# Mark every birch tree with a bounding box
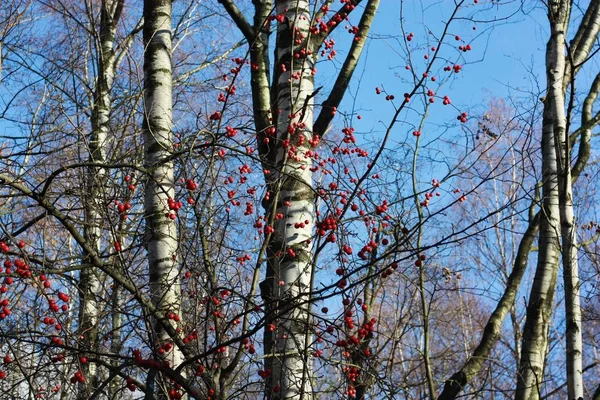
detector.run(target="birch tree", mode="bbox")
[267,2,318,397]
[218,0,382,397]
[515,4,571,398]
[78,1,126,397]
[517,1,600,399]
[2,1,600,399]
[143,0,186,394]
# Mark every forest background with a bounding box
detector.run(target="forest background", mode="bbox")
[0,1,599,399]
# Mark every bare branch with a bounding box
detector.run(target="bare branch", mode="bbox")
[310,0,363,50]
[113,17,144,71]
[174,39,245,84]
[438,212,540,400]
[569,0,600,68]
[313,0,380,137]
[218,0,255,40]
[572,71,600,179]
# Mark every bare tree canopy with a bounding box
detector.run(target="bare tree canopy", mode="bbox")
[0,1,599,399]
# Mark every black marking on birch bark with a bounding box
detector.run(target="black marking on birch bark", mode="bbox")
[275,21,293,66]
[148,261,175,281]
[280,175,313,200]
[149,67,172,76]
[146,142,170,156]
[146,226,175,239]
[267,238,286,252]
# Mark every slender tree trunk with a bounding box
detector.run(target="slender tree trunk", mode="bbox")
[244,2,277,396]
[108,283,124,399]
[143,0,184,395]
[78,1,122,397]
[561,8,600,396]
[516,3,569,399]
[221,0,379,398]
[267,1,316,398]
[559,160,583,400]
[558,41,584,400]
[438,213,539,400]
[440,1,600,396]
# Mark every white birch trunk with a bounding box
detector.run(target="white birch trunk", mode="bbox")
[559,164,583,400]
[559,3,600,398]
[516,2,568,398]
[559,22,584,400]
[270,1,315,398]
[108,284,124,399]
[79,1,121,396]
[143,0,184,389]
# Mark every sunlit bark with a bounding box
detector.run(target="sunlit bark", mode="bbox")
[143,0,185,395]
[78,1,123,397]
[267,2,316,398]
[516,2,569,399]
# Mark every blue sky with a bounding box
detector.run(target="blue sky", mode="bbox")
[334,1,548,131]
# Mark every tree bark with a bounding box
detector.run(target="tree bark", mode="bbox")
[220,1,378,398]
[559,4,600,399]
[516,2,569,399]
[438,213,540,400]
[78,1,123,397]
[559,161,583,400]
[143,0,184,395]
[558,57,584,399]
[267,1,316,398]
